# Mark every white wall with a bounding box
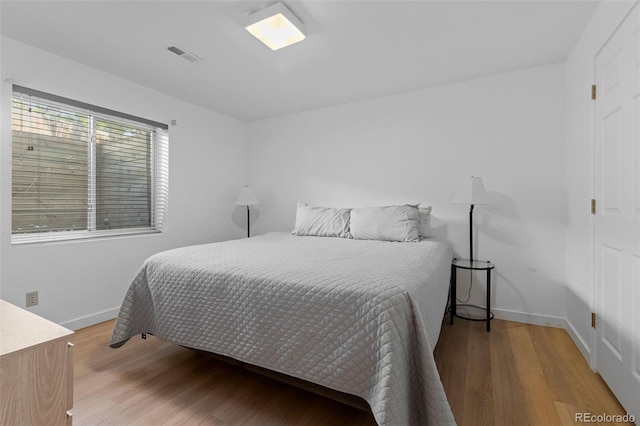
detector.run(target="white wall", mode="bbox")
[564,1,636,361]
[3,8,625,338]
[0,37,248,329]
[247,64,569,323]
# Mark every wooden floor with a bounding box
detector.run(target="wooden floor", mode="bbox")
[434,319,632,426]
[72,318,632,425]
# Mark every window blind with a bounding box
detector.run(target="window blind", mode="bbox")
[11,86,169,243]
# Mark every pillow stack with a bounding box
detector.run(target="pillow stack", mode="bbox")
[292,202,432,242]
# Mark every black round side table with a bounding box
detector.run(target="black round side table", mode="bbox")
[450,258,495,331]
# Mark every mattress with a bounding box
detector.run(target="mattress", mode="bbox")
[110,232,455,425]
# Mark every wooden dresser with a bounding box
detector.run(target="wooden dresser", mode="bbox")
[0,299,74,426]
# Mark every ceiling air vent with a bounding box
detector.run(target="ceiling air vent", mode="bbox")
[167,45,202,63]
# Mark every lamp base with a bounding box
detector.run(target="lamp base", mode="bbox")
[246,205,251,238]
[469,204,475,262]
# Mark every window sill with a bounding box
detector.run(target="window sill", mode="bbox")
[11,228,164,246]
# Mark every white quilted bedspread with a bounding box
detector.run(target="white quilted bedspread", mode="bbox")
[110,233,455,426]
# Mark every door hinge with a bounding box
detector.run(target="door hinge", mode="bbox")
[592,312,597,328]
[591,84,597,100]
[591,199,596,215]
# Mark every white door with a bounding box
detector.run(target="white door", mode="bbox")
[594,2,640,419]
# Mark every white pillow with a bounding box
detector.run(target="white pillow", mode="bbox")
[292,202,350,238]
[349,204,420,242]
[418,206,432,238]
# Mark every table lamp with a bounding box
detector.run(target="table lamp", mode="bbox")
[452,176,490,261]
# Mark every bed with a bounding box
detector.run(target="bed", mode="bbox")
[109,231,455,425]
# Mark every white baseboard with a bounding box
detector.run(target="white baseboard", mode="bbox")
[492,307,591,364]
[61,307,119,331]
[563,318,592,364]
[492,307,566,328]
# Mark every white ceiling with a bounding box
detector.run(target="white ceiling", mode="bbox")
[1,0,598,122]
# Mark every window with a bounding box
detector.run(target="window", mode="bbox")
[11,86,169,244]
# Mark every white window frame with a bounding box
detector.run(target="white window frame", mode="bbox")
[11,85,169,245]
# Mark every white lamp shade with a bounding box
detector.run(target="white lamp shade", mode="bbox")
[236,186,260,206]
[452,176,490,205]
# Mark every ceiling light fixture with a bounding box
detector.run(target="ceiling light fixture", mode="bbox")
[245,2,306,51]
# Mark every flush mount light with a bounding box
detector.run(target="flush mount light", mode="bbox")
[245,2,306,51]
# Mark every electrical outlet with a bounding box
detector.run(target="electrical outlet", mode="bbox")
[26,291,38,307]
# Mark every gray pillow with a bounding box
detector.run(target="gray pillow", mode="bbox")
[350,204,420,242]
[292,202,350,238]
